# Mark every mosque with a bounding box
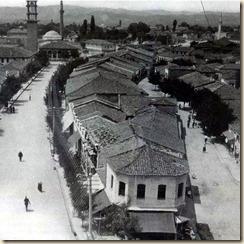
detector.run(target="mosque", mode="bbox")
[0,0,79,62]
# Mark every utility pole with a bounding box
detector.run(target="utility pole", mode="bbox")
[85,149,93,238]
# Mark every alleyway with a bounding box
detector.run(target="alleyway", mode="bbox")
[0,63,76,240]
[178,108,240,240]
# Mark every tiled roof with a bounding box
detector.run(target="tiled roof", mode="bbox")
[219,63,240,70]
[0,46,34,58]
[120,95,150,116]
[40,41,78,50]
[130,106,185,154]
[7,28,27,35]
[78,115,121,147]
[196,64,219,73]
[125,51,153,64]
[66,69,145,100]
[98,62,134,78]
[127,46,155,58]
[214,84,240,101]
[102,142,188,176]
[110,56,145,69]
[74,100,126,123]
[197,81,224,92]
[179,71,213,88]
[93,189,111,214]
[85,39,115,46]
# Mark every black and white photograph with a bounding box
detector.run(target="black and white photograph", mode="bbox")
[0,0,240,240]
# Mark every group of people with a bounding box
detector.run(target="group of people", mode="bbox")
[18,151,44,212]
[8,105,15,113]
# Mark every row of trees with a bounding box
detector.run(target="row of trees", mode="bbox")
[148,77,235,136]
[0,51,49,104]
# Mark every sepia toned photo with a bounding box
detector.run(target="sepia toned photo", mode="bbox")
[0,0,240,240]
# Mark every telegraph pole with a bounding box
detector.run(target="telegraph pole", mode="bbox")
[85,149,93,238]
[88,162,92,237]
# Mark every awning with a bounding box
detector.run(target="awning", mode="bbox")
[222,130,235,141]
[62,109,74,132]
[175,215,190,224]
[68,131,80,145]
[130,212,176,234]
[93,190,111,214]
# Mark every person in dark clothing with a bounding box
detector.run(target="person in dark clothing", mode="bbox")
[203,145,206,152]
[12,106,15,113]
[18,151,23,162]
[24,196,30,211]
[187,120,190,128]
[38,182,43,192]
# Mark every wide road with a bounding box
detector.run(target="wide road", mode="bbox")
[179,107,240,240]
[0,63,75,240]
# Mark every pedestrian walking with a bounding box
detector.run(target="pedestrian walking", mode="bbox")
[203,145,206,152]
[192,121,195,128]
[12,106,15,113]
[29,94,31,101]
[18,151,23,162]
[204,135,208,144]
[38,182,43,192]
[24,196,31,212]
[187,120,190,128]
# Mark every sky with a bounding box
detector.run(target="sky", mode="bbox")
[0,0,240,12]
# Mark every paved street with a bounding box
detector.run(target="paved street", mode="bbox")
[178,108,240,240]
[0,63,75,240]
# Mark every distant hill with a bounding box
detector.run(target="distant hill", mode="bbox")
[0,5,240,27]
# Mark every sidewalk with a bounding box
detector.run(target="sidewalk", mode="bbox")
[0,67,44,113]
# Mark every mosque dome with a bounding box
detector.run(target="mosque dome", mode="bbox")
[42,30,62,41]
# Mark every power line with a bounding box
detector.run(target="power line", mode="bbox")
[200,0,210,26]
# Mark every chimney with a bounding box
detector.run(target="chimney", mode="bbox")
[60,0,64,40]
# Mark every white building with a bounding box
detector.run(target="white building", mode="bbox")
[85,39,116,57]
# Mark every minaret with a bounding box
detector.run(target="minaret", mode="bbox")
[217,12,222,40]
[26,0,38,52]
[60,0,64,40]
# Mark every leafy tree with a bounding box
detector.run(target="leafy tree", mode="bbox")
[192,89,235,136]
[98,204,141,239]
[128,22,150,40]
[173,19,177,32]
[148,66,161,87]
[90,15,95,33]
[179,21,190,28]
[80,19,88,36]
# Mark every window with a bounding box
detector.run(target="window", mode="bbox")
[111,175,114,188]
[157,185,166,200]
[118,181,125,196]
[137,184,146,199]
[69,123,74,135]
[178,183,184,198]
